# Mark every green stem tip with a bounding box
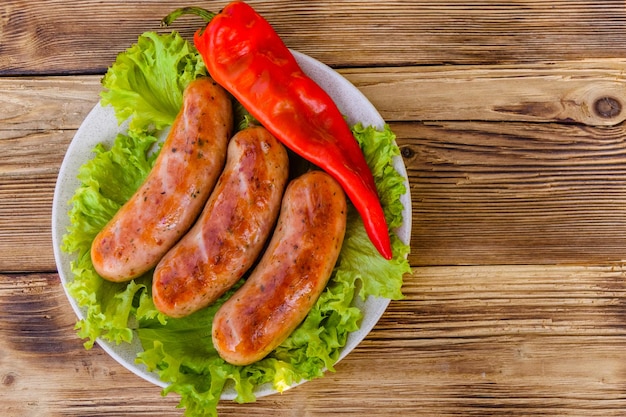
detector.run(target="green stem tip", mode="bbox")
[161,7,216,27]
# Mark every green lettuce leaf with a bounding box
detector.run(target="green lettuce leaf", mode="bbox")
[340,123,411,300]
[62,130,166,348]
[100,31,206,132]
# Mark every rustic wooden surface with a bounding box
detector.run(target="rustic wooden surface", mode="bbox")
[2,0,626,416]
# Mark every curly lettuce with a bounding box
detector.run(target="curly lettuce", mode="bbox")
[100,31,206,132]
[62,130,164,348]
[61,31,411,417]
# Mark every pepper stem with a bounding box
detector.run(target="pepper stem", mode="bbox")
[161,7,216,27]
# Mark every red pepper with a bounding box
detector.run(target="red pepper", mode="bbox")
[163,1,392,260]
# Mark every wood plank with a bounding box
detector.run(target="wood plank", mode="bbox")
[0,130,72,273]
[401,120,626,266]
[0,273,179,416]
[4,62,626,270]
[3,266,626,416]
[343,60,626,127]
[2,0,626,75]
[11,119,626,271]
[0,76,99,269]
[3,60,626,131]
[0,76,100,130]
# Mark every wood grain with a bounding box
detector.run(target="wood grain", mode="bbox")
[0,77,101,271]
[3,266,626,416]
[2,0,626,75]
[344,60,626,126]
[4,1,626,415]
[0,76,100,130]
[401,120,626,266]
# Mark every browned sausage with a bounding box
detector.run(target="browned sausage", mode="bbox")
[212,170,347,366]
[152,126,289,318]
[90,77,233,282]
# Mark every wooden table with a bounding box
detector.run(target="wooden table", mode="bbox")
[3,1,626,416]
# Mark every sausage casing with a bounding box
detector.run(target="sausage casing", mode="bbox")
[90,77,233,282]
[212,170,347,366]
[152,126,289,318]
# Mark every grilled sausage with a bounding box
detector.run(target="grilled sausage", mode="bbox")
[90,77,233,282]
[152,126,289,318]
[212,170,347,366]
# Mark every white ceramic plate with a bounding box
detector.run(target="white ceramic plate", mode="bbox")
[51,50,412,399]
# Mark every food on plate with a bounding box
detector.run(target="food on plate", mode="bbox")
[90,77,233,282]
[152,126,289,318]
[164,1,392,260]
[212,170,347,366]
[60,7,411,416]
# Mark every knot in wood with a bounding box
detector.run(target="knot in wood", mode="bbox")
[593,96,621,119]
[2,372,17,387]
[401,146,414,159]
